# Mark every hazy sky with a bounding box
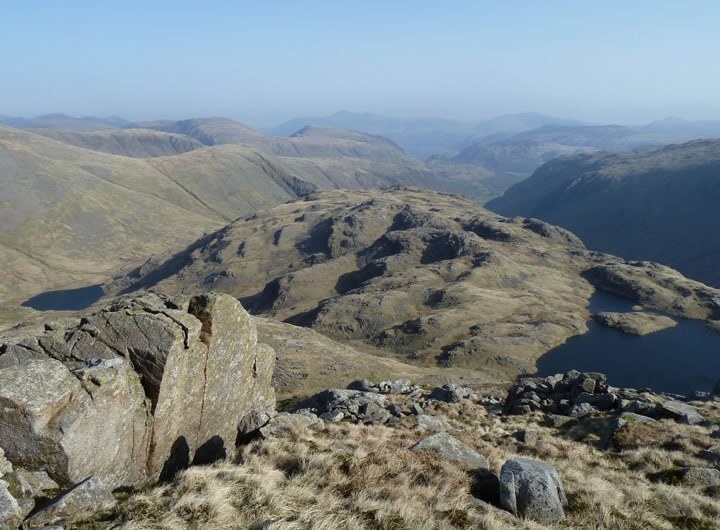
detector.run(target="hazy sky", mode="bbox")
[2,1,719,127]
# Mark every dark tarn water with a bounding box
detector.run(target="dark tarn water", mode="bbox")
[21,284,104,311]
[536,290,720,395]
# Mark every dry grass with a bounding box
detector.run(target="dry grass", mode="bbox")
[80,401,720,529]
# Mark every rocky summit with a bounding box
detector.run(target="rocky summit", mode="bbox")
[0,292,274,490]
[107,187,720,381]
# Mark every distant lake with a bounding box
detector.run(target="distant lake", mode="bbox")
[21,284,104,311]
[536,290,720,395]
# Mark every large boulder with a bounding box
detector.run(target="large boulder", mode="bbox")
[499,458,567,524]
[0,292,276,489]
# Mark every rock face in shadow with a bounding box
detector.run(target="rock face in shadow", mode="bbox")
[0,292,275,489]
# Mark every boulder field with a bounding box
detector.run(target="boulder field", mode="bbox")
[0,292,275,490]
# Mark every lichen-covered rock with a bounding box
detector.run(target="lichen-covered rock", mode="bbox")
[4,471,58,500]
[0,292,276,488]
[0,480,21,530]
[0,449,12,478]
[24,476,115,528]
[259,412,325,438]
[680,467,720,486]
[410,432,487,468]
[499,458,567,524]
[0,357,150,489]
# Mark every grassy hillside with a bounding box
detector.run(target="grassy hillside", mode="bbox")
[0,126,306,304]
[27,127,205,157]
[487,139,720,286]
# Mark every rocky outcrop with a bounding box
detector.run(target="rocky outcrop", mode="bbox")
[499,458,567,524]
[0,292,275,489]
[585,261,720,321]
[593,311,677,335]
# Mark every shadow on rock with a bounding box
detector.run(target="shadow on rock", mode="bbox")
[192,435,227,466]
[470,468,500,507]
[159,437,190,482]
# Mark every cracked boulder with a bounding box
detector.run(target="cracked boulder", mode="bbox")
[0,292,275,489]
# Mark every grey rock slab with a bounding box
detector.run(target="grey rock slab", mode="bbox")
[260,413,325,438]
[657,400,703,425]
[347,379,374,391]
[410,432,488,469]
[414,414,453,432]
[319,411,344,422]
[616,412,659,430]
[542,414,578,428]
[681,467,720,486]
[568,402,598,418]
[700,445,720,462]
[24,476,115,528]
[236,409,275,445]
[499,458,567,524]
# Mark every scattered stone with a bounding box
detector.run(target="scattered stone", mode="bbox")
[237,409,275,445]
[615,412,659,430]
[259,412,325,438]
[657,400,703,425]
[408,402,424,415]
[542,414,578,429]
[414,414,453,432]
[686,390,711,402]
[499,458,567,524]
[700,445,720,463]
[319,410,344,422]
[347,379,374,391]
[568,402,598,418]
[24,476,116,528]
[711,429,720,439]
[410,432,488,469]
[681,467,720,486]
[513,429,538,445]
[428,383,473,403]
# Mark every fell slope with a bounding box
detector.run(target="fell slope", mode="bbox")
[133,118,442,190]
[107,187,720,379]
[0,126,307,304]
[26,127,205,157]
[487,139,720,287]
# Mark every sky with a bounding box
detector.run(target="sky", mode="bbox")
[1,1,719,128]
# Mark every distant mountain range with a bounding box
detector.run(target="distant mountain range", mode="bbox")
[270,111,583,157]
[487,139,720,287]
[0,113,130,131]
